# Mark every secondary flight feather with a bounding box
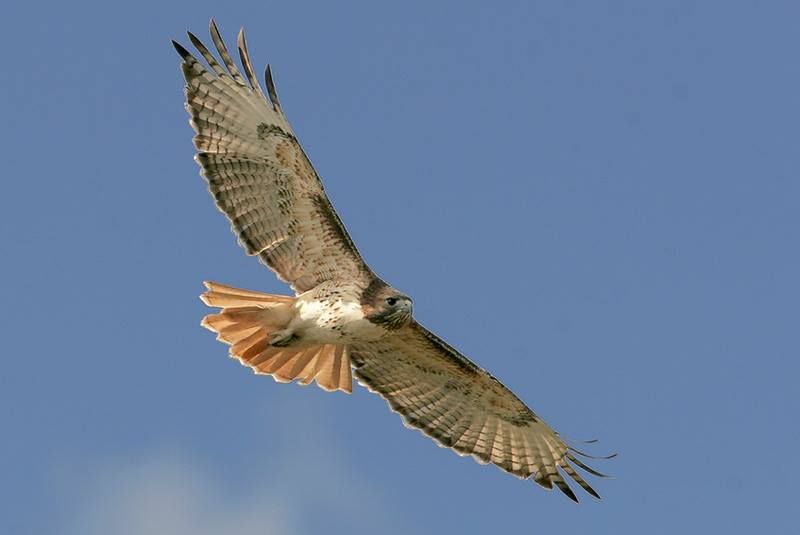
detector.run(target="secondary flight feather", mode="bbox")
[173,20,613,502]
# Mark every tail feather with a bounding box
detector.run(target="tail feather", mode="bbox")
[282,345,321,380]
[201,281,294,308]
[273,344,353,393]
[241,345,353,393]
[253,348,297,375]
[203,316,260,344]
[200,280,353,393]
[312,345,352,393]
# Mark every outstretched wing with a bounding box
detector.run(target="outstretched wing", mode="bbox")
[174,21,372,293]
[349,323,613,502]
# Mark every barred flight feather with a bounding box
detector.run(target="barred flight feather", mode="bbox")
[350,322,610,501]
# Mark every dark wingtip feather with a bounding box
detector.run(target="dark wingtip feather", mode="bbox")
[237,27,264,95]
[187,31,204,50]
[562,463,602,500]
[208,18,220,37]
[265,64,282,111]
[566,453,611,478]
[208,18,246,84]
[584,486,601,500]
[569,445,618,460]
[553,479,579,502]
[186,30,226,77]
[534,474,553,490]
[172,40,192,60]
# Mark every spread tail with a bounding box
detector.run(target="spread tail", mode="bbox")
[200,281,353,393]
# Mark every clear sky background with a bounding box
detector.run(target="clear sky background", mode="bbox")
[2,1,798,533]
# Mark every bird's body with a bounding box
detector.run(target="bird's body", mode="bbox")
[273,280,409,347]
[290,285,377,345]
[174,20,613,502]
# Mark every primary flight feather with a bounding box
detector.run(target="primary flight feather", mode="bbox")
[173,20,613,502]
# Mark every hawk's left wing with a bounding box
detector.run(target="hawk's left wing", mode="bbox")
[349,322,612,502]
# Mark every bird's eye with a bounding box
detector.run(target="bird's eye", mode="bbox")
[386,297,398,306]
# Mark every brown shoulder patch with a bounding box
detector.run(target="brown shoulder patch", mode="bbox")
[310,193,364,262]
[257,122,295,141]
[360,276,390,307]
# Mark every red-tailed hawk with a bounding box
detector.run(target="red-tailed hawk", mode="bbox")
[173,20,613,502]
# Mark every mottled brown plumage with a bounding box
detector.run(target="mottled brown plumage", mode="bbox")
[175,20,612,502]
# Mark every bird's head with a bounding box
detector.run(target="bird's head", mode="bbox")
[361,278,413,329]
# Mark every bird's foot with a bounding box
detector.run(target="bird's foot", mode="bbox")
[268,330,297,347]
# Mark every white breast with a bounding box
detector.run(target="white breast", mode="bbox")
[290,294,385,345]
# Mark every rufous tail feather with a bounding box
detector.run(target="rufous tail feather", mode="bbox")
[200,281,353,393]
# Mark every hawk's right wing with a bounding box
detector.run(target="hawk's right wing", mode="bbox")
[174,21,373,293]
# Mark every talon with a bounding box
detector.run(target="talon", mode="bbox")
[269,330,296,347]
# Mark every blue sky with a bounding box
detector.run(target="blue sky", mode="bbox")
[2,1,798,533]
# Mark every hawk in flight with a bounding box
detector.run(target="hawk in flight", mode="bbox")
[173,20,613,502]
